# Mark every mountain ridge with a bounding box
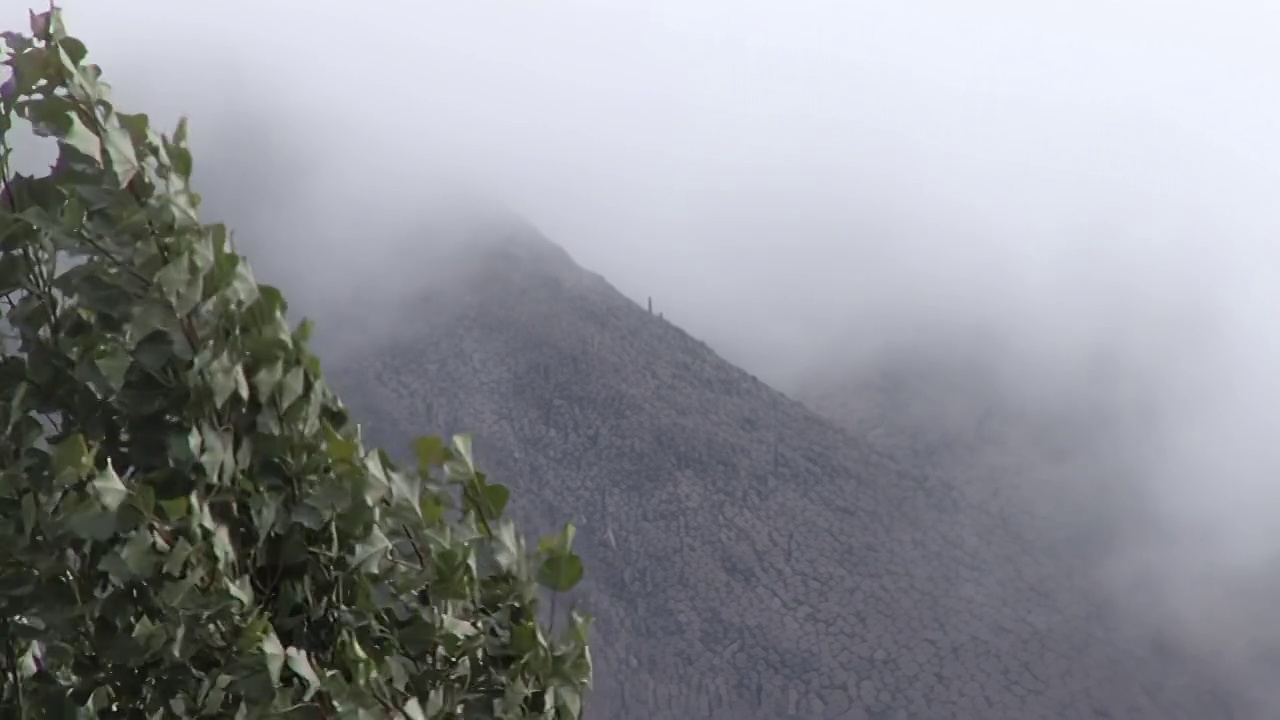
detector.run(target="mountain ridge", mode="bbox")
[320,228,1239,719]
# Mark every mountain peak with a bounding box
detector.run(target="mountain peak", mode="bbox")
[323,227,1240,719]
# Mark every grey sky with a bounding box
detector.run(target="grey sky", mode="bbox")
[6,0,1280,699]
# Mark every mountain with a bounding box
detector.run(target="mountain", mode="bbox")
[317,229,1237,719]
[788,333,1148,559]
[791,329,1280,718]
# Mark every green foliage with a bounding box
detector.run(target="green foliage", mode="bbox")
[0,8,590,718]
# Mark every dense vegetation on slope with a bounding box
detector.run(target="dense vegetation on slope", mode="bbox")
[0,11,589,718]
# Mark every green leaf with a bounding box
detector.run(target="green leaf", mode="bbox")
[114,111,150,146]
[0,252,29,294]
[537,553,584,594]
[442,614,479,639]
[511,623,538,655]
[324,423,358,463]
[29,9,52,36]
[252,360,284,398]
[260,631,285,686]
[167,136,194,181]
[350,525,391,572]
[50,433,91,486]
[155,257,191,303]
[538,522,577,555]
[278,366,305,410]
[284,647,321,701]
[159,496,190,521]
[116,527,157,577]
[56,35,88,69]
[103,119,140,187]
[60,109,102,164]
[400,698,428,720]
[420,493,445,526]
[66,507,117,541]
[479,481,510,519]
[90,464,128,511]
[293,318,314,343]
[492,520,523,571]
[162,537,194,577]
[130,480,156,516]
[556,686,583,719]
[412,435,448,468]
[452,433,476,471]
[94,345,131,392]
[208,352,247,409]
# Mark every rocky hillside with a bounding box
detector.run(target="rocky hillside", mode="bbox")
[319,230,1237,719]
[792,330,1280,718]
[789,335,1149,560]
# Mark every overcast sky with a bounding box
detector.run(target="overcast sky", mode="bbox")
[11,1,1268,380]
[6,0,1280,699]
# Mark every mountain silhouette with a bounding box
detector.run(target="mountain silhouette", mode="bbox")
[318,228,1237,719]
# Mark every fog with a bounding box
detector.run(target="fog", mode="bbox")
[6,0,1280,710]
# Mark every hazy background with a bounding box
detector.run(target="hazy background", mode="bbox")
[6,0,1280,702]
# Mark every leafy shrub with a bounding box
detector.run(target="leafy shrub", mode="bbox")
[0,8,590,718]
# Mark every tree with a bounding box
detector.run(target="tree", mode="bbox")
[0,7,591,718]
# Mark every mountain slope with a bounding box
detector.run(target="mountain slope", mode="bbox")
[790,335,1148,555]
[792,330,1278,717]
[321,231,1235,719]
